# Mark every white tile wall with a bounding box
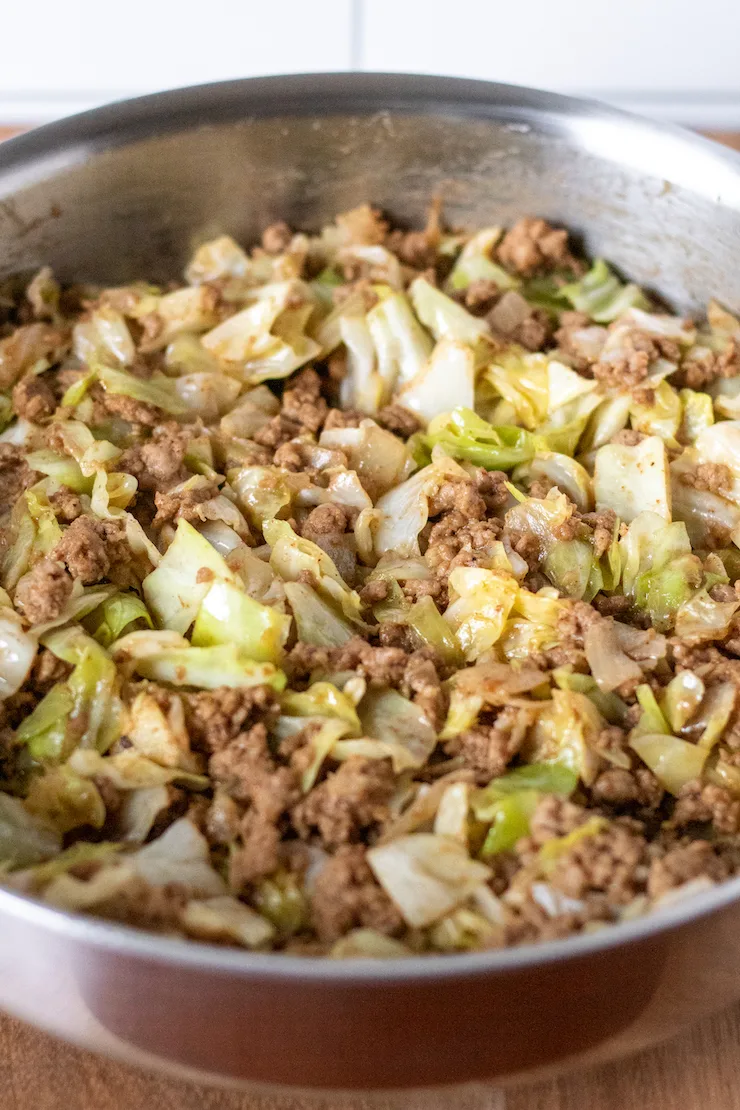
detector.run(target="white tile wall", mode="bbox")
[0,0,353,122]
[2,0,740,128]
[359,0,740,127]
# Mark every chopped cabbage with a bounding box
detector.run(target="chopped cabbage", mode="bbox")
[594,436,671,523]
[417,407,541,471]
[561,259,651,322]
[444,566,519,661]
[367,834,491,928]
[191,579,289,663]
[143,518,239,634]
[397,339,475,425]
[629,732,707,795]
[409,277,491,347]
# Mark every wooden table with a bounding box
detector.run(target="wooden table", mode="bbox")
[3,121,740,1109]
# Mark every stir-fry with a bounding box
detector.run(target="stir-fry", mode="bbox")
[2,206,740,956]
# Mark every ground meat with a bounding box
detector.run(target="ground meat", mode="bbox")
[496,218,575,277]
[553,313,607,373]
[359,578,389,607]
[673,781,740,834]
[590,768,664,810]
[205,790,242,846]
[253,413,303,450]
[53,515,110,584]
[595,354,650,390]
[0,443,37,515]
[593,594,633,616]
[310,844,403,943]
[281,368,328,433]
[427,478,487,521]
[402,651,447,730]
[515,310,552,352]
[30,647,72,694]
[118,422,191,492]
[300,503,348,543]
[384,228,436,269]
[293,757,395,848]
[610,428,646,446]
[229,810,282,887]
[647,840,730,899]
[261,221,292,254]
[445,706,534,782]
[376,403,421,438]
[679,339,740,390]
[95,876,188,932]
[293,637,408,688]
[528,795,590,844]
[336,204,388,247]
[152,480,220,527]
[581,509,617,558]
[94,386,163,427]
[594,328,679,391]
[678,462,733,495]
[547,820,648,905]
[185,686,280,753]
[0,323,68,391]
[12,374,56,423]
[14,558,73,625]
[209,723,300,816]
[49,487,83,523]
[463,279,501,313]
[376,621,418,651]
[323,407,363,431]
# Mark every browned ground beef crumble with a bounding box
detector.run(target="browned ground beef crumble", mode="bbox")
[2,207,740,957]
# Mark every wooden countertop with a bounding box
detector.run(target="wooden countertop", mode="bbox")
[2,121,740,1109]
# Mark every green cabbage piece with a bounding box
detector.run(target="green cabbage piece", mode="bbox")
[191,579,290,663]
[25,451,94,494]
[472,763,578,858]
[24,765,106,834]
[0,793,61,869]
[98,365,188,416]
[406,595,463,666]
[679,389,714,444]
[444,566,519,661]
[409,277,491,347]
[264,518,363,623]
[40,626,121,753]
[142,518,239,635]
[483,350,549,430]
[397,339,475,426]
[416,407,541,470]
[0,610,37,699]
[15,683,75,761]
[366,290,434,392]
[619,512,702,631]
[202,281,320,383]
[130,641,286,691]
[72,306,136,367]
[630,380,682,448]
[561,259,651,322]
[283,581,354,647]
[89,592,153,647]
[629,732,707,795]
[446,228,519,293]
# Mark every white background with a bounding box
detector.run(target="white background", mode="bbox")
[3,0,740,127]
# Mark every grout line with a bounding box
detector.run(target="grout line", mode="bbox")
[350,0,364,70]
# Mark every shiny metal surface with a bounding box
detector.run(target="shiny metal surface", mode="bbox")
[2,73,740,1096]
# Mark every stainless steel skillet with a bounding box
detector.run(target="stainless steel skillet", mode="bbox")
[2,72,740,1097]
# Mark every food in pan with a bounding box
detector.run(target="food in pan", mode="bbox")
[2,205,740,956]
